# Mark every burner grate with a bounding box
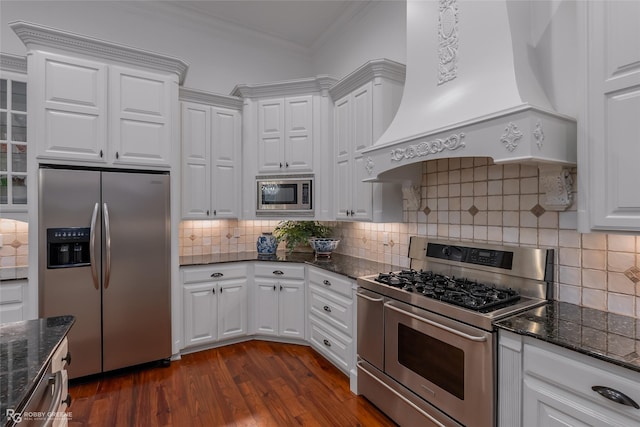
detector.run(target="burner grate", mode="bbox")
[374,270,520,312]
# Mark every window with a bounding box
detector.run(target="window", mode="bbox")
[0,75,27,208]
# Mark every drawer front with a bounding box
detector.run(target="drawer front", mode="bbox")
[254,263,305,280]
[308,267,353,298]
[183,264,247,283]
[525,342,640,421]
[309,285,353,336]
[309,318,351,373]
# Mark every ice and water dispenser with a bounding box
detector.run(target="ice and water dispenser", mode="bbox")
[47,227,91,268]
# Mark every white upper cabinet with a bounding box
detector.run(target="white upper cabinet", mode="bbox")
[579,1,640,233]
[257,95,313,173]
[233,76,337,220]
[329,59,406,222]
[12,21,187,169]
[180,88,242,219]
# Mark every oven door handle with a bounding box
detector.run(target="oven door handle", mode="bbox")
[385,302,488,342]
[356,292,384,302]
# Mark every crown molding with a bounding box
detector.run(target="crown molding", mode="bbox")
[0,53,27,74]
[179,87,243,110]
[10,21,189,84]
[231,75,338,99]
[329,58,406,101]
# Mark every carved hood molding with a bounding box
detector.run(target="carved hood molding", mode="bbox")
[362,0,577,210]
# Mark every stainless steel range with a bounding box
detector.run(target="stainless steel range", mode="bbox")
[356,237,554,427]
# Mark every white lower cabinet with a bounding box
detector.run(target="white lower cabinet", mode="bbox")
[499,330,640,427]
[307,267,355,377]
[0,279,27,323]
[182,264,247,349]
[251,263,306,340]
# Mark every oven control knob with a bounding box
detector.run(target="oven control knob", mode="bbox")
[442,246,451,257]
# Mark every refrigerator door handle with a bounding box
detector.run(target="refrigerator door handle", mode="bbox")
[103,202,112,290]
[90,202,99,290]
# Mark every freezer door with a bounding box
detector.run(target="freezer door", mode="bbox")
[39,168,102,378]
[101,171,171,371]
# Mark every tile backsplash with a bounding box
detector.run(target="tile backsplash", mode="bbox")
[181,157,639,317]
[0,219,29,270]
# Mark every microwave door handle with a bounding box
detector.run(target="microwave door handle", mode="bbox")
[89,202,99,290]
[103,203,112,290]
[385,302,488,342]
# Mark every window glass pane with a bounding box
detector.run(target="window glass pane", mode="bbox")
[0,174,6,204]
[0,112,6,141]
[11,113,27,142]
[11,81,27,112]
[0,79,6,109]
[12,175,26,204]
[12,145,26,172]
[0,143,6,171]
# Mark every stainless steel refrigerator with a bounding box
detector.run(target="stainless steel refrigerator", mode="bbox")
[38,166,171,379]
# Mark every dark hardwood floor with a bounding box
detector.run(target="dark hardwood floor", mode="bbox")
[68,340,397,426]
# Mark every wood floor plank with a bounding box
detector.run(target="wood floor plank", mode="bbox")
[67,341,397,426]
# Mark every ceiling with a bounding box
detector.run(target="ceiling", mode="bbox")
[164,0,374,50]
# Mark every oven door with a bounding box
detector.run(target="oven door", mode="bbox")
[384,300,494,427]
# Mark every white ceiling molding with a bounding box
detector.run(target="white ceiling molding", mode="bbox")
[10,21,189,84]
[328,58,406,101]
[232,75,338,99]
[179,87,244,110]
[0,53,28,74]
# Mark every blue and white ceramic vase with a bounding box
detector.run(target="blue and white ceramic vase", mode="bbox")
[256,232,279,255]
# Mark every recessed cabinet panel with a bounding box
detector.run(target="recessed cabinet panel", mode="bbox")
[218,279,247,339]
[605,1,640,81]
[213,110,237,163]
[183,284,217,346]
[605,89,640,213]
[45,59,102,108]
[285,96,313,171]
[352,84,373,154]
[182,163,209,217]
[119,73,165,117]
[334,96,351,160]
[183,106,209,162]
[45,110,102,156]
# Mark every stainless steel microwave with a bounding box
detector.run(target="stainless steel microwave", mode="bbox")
[256,175,313,216]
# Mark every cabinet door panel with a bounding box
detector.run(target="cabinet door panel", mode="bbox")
[38,53,107,162]
[183,284,217,347]
[587,1,640,231]
[352,155,373,221]
[335,156,351,219]
[352,83,373,154]
[111,67,172,166]
[285,95,313,171]
[211,107,240,218]
[218,279,247,339]
[253,280,279,336]
[278,281,305,338]
[181,103,211,218]
[258,99,284,172]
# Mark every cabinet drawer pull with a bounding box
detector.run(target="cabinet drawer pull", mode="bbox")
[61,351,72,366]
[592,386,640,409]
[323,279,331,286]
[323,339,331,347]
[323,305,332,313]
[211,272,224,278]
[62,393,72,407]
[273,270,284,275]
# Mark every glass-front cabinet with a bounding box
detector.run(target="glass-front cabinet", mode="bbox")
[0,73,27,211]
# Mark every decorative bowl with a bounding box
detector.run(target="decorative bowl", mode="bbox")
[308,238,340,257]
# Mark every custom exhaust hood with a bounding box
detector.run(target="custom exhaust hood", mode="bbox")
[362,0,577,211]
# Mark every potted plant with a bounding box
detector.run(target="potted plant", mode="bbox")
[273,220,333,253]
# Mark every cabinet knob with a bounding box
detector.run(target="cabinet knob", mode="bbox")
[273,285,276,291]
[212,288,215,294]
[323,279,331,286]
[62,394,72,407]
[323,339,331,347]
[323,305,332,313]
[592,386,640,409]
[279,162,283,168]
[280,285,283,291]
[206,210,210,216]
[285,162,289,168]
[115,151,119,160]
[99,150,103,158]
[350,210,355,216]
[61,351,72,366]
[213,210,217,216]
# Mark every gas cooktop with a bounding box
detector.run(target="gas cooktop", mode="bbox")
[375,270,521,313]
[357,237,555,331]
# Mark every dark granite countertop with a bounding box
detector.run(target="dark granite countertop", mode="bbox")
[496,301,640,373]
[0,316,75,420]
[180,251,402,280]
